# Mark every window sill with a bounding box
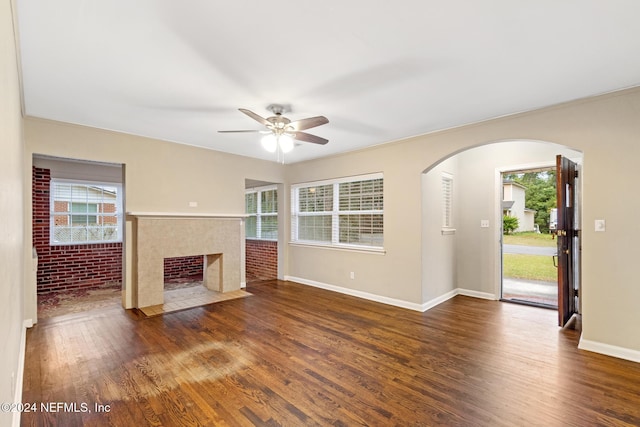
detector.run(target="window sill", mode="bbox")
[289,241,386,255]
[441,228,456,235]
[50,240,123,246]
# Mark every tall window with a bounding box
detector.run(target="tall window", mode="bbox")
[441,172,454,229]
[245,186,278,240]
[291,173,383,249]
[50,179,123,244]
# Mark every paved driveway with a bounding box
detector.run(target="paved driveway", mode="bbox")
[503,244,556,256]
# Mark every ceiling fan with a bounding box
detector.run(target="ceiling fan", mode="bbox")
[218,104,329,154]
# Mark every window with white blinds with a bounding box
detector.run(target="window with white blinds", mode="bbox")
[50,179,123,245]
[441,172,453,229]
[291,173,384,249]
[245,186,278,240]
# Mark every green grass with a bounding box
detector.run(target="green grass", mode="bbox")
[503,254,557,282]
[503,232,556,247]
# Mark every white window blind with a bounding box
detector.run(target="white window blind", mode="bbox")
[291,173,383,249]
[441,173,453,228]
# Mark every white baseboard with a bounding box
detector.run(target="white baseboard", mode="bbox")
[284,276,496,313]
[13,321,29,427]
[456,288,496,300]
[285,276,425,311]
[578,337,640,363]
[420,289,458,312]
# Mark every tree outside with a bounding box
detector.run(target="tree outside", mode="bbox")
[503,169,556,233]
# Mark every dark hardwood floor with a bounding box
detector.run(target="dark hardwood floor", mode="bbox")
[22,280,640,426]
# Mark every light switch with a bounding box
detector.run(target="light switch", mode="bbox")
[480,220,490,228]
[595,219,606,232]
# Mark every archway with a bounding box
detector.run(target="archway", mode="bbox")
[420,140,582,310]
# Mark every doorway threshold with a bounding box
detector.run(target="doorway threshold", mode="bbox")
[500,298,557,310]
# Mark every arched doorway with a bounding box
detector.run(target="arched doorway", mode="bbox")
[421,140,582,318]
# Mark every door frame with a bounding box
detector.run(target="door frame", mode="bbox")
[493,158,582,309]
[495,161,556,303]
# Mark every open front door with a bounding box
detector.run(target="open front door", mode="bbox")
[556,155,579,327]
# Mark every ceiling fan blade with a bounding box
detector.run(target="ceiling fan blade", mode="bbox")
[292,131,328,145]
[239,108,271,126]
[288,116,329,131]
[218,130,261,133]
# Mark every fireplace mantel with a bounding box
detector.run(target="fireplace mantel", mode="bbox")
[127,212,248,219]
[128,214,245,308]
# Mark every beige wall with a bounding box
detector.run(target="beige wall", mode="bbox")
[1,0,25,423]
[287,145,424,303]
[19,78,640,360]
[421,156,459,303]
[25,118,285,214]
[287,87,640,358]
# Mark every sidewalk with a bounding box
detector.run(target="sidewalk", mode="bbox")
[502,277,557,307]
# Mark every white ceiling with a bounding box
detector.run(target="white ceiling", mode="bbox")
[16,1,640,164]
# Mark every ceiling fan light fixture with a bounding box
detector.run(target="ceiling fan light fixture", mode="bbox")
[221,105,329,160]
[261,134,277,152]
[279,134,294,153]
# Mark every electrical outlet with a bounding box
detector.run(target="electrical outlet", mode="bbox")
[480,220,490,228]
[350,272,355,279]
[189,201,198,208]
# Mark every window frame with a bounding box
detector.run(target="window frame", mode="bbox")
[50,178,123,245]
[245,185,278,241]
[291,173,384,252]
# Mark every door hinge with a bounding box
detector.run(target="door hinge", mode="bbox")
[573,289,579,298]
[574,170,579,178]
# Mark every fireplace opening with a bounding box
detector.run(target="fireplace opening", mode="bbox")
[130,251,242,316]
[164,255,204,291]
[163,254,223,294]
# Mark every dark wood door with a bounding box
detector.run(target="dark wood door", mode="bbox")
[556,155,579,327]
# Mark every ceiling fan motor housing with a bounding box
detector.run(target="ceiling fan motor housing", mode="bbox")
[266,103,291,115]
[267,115,292,133]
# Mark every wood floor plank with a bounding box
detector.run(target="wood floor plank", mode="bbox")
[21,280,640,426]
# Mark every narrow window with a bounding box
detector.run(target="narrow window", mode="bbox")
[441,173,454,229]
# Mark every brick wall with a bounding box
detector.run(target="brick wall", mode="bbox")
[33,167,123,293]
[246,239,277,282]
[164,256,204,282]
